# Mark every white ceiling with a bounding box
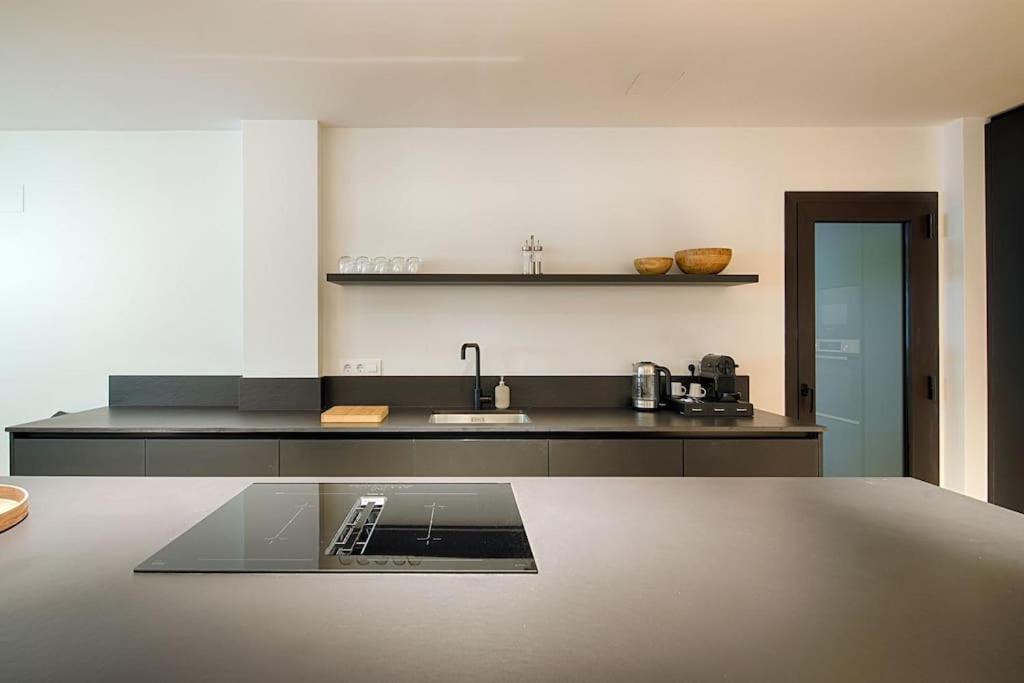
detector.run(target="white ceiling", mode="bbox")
[2,0,1022,129]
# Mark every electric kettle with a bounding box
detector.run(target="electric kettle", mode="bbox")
[632,361,673,411]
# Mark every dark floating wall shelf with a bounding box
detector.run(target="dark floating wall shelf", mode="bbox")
[327,273,758,286]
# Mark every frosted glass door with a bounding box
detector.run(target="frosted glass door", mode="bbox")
[815,222,904,477]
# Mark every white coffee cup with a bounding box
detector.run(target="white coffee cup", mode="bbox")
[682,383,707,398]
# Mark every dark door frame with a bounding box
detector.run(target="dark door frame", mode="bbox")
[986,104,1024,512]
[784,191,939,484]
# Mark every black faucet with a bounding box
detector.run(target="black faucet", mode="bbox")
[460,342,492,411]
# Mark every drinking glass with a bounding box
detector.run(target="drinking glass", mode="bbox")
[338,256,354,273]
[355,256,371,273]
[390,257,406,273]
[372,256,389,273]
[405,257,422,273]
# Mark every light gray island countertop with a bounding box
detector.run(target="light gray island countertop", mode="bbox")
[2,476,1023,682]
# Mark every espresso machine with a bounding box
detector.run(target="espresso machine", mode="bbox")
[669,353,754,417]
[698,353,743,401]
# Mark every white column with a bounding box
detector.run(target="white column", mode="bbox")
[940,117,987,500]
[241,120,319,377]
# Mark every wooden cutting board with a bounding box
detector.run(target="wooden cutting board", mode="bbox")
[320,406,389,424]
[0,485,29,534]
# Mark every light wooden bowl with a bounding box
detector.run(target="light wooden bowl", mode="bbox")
[0,485,29,534]
[633,257,674,275]
[674,248,733,275]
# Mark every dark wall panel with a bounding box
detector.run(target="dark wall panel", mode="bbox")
[322,375,749,410]
[238,378,321,411]
[986,104,1024,513]
[109,376,239,408]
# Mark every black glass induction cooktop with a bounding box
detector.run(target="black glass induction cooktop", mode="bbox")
[135,483,537,574]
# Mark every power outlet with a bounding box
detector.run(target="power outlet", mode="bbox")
[341,358,382,376]
[681,358,703,376]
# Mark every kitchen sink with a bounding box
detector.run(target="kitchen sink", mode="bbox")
[429,410,532,424]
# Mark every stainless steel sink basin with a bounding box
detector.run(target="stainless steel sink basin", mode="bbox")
[429,410,532,424]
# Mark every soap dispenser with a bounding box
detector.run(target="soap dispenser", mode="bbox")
[495,376,511,410]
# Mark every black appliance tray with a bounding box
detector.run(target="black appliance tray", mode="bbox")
[669,399,754,417]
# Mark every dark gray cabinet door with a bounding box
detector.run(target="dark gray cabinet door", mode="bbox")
[145,439,279,476]
[279,439,416,476]
[683,438,822,477]
[12,438,145,476]
[415,439,548,476]
[549,439,683,476]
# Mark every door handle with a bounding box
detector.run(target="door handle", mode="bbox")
[800,383,815,415]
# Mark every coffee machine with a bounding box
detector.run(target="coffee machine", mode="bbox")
[698,353,742,402]
[667,353,754,417]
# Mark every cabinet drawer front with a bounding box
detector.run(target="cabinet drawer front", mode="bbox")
[415,439,548,476]
[280,440,415,476]
[683,438,821,477]
[145,439,279,476]
[549,439,682,477]
[12,438,145,476]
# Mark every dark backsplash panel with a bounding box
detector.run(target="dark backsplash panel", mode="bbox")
[109,374,750,411]
[109,376,319,411]
[321,375,750,410]
[238,378,322,411]
[109,376,241,408]
[322,376,632,409]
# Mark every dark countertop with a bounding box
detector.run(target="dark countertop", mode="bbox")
[6,406,823,436]
[1,475,1022,682]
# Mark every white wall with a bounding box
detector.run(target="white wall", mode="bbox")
[1,125,971,489]
[320,127,942,416]
[940,118,988,500]
[242,120,319,378]
[0,131,243,475]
